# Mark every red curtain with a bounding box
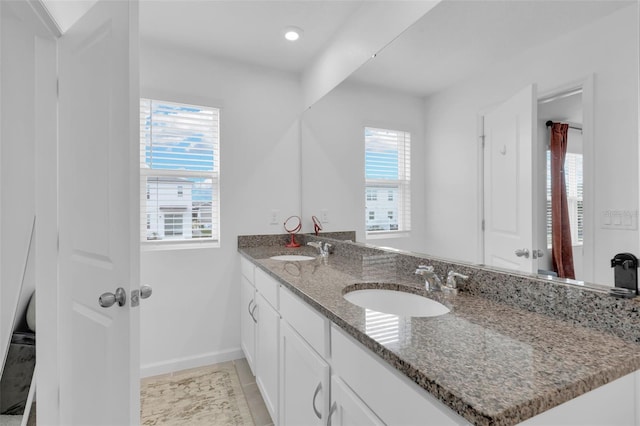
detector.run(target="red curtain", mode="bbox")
[550,123,575,279]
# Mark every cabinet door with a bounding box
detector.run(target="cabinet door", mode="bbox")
[255,293,280,424]
[280,321,330,426]
[329,376,385,426]
[240,275,256,374]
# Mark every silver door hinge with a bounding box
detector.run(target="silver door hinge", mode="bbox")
[479,134,485,148]
[481,219,485,231]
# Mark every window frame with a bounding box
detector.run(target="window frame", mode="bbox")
[140,96,221,250]
[364,126,411,237]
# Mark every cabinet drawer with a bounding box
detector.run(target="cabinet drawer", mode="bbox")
[280,286,329,359]
[331,325,466,426]
[255,267,279,309]
[240,255,255,283]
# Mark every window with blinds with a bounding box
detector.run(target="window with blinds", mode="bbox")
[140,98,220,245]
[546,151,583,248]
[365,127,411,234]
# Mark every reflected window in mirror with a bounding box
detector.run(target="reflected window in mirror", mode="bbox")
[364,127,411,234]
[546,151,584,249]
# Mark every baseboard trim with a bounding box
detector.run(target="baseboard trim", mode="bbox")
[140,348,244,378]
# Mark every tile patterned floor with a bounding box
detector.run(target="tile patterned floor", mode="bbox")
[141,358,271,426]
[232,358,273,426]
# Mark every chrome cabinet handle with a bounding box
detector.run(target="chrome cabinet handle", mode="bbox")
[327,401,337,426]
[99,287,126,308]
[532,249,544,259]
[250,303,258,323]
[247,299,254,319]
[312,382,322,420]
[514,248,530,258]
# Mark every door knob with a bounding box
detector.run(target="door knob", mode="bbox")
[140,285,153,299]
[131,285,153,307]
[99,287,127,308]
[514,248,530,258]
[532,249,544,259]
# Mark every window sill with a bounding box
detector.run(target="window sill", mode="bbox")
[366,231,410,240]
[141,240,220,252]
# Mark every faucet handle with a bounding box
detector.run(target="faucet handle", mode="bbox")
[446,271,469,289]
[307,241,321,248]
[415,265,434,275]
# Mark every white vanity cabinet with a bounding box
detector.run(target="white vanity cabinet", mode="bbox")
[239,257,256,373]
[280,321,330,426]
[329,376,385,426]
[279,286,331,426]
[254,267,281,424]
[255,292,280,423]
[240,256,639,426]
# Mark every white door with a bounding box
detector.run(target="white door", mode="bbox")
[58,0,140,424]
[280,321,330,426]
[483,85,537,273]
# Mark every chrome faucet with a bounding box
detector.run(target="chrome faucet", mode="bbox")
[444,271,469,295]
[307,241,332,257]
[415,265,443,291]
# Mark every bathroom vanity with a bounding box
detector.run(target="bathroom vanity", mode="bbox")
[238,233,640,426]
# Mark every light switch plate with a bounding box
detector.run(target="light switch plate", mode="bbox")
[602,209,638,230]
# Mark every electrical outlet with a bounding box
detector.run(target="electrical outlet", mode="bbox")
[321,209,329,223]
[270,210,280,225]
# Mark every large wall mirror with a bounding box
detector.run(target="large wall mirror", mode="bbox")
[301,0,639,287]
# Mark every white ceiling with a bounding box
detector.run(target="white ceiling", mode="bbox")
[43,0,635,97]
[350,0,635,97]
[41,0,98,33]
[139,1,364,73]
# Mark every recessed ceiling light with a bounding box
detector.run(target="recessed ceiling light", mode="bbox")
[284,26,303,42]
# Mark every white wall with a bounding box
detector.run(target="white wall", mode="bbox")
[0,2,41,370]
[422,5,638,285]
[139,41,302,376]
[301,80,426,253]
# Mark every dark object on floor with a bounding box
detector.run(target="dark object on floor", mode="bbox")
[0,331,35,415]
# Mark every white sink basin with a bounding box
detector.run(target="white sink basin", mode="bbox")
[344,289,449,317]
[270,255,315,261]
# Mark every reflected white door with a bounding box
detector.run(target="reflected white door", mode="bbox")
[483,85,537,273]
[58,0,140,424]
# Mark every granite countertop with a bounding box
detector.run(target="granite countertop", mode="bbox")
[239,244,640,426]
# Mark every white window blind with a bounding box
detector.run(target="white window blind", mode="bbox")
[140,98,220,244]
[546,151,583,248]
[365,127,411,233]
